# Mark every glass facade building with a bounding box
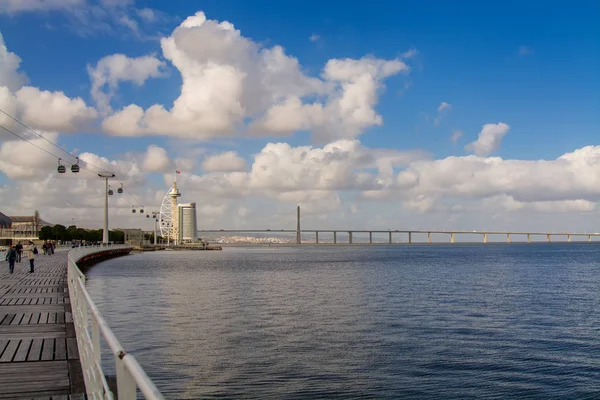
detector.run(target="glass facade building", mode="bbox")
[177,202,198,243]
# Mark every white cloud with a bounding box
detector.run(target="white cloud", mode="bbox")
[0,0,84,13]
[0,36,97,135]
[142,145,170,172]
[402,48,419,59]
[465,122,510,156]
[434,101,452,126]
[88,53,167,114]
[15,86,97,132]
[202,151,246,172]
[309,34,320,42]
[0,0,172,38]
[451,129,463,144]
[437,102,451,112]
[102,11,409,142]
[0,32,28,91]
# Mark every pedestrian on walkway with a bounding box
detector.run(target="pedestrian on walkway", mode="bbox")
[5,245,17,273]
[15,242,23,262]
[25,241,36,273]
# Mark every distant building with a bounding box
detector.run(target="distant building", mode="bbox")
[121,228,144,246]
[177,202,198,243]
[0,212,11,229]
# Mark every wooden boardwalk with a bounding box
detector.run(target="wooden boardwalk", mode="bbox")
[0,250,84,400]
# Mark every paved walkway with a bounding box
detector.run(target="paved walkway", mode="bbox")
[0,250,84,399]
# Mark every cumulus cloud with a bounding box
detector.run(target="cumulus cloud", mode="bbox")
[0,35,97,135]
[0,33,28,91]
[88,53,167,114]
[465,123,510,156]
[102,11,409,142]
[142,145,170,172]
[202,151,246,172]
[15,87,97,132]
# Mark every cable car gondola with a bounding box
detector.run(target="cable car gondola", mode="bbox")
[57,158,66,173]
[71,157,80,173]
[118,184,123,194]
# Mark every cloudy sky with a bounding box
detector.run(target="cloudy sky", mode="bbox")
[0,0,598,233]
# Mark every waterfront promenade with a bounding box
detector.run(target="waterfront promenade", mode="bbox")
[0,250,84,399]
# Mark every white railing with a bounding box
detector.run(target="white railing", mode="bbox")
[68,245,165,400]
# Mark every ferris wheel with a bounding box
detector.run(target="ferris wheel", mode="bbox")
[159,186,175,240]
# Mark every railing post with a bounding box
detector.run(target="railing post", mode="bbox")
[483,233,487,244]
[428,232,431,244]
[589,235,592,242]
[408,232,412,244]
[92,316,101,367]
[315,231,319,244]
[507,233,511,244]
[527,234,531,243]
[349,231,353,244]
[451,233,455,244]
[369,232,372,244]
[389,231,392,244]
[333,231,337,244]
[116,356,137,400]
[568,234,571,243]
[547,234,551,243]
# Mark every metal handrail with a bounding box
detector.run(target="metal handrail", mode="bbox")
[68,245,165,400]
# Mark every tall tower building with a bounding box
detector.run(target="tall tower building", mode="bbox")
[178,202,198,243]
[168,175,182,245]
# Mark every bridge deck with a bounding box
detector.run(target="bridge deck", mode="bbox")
[0,251,84,400]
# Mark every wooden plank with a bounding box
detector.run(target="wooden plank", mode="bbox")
[39,312,49,324]
[27,339,43,361]
[9,314,23,325]
[57,313,65,324]
[20,313,32,325]
[0,340,7,357]
[13,339,31,362]
[41,339,54,361]
[0,314,14,325]
[0,360,66,373]
[55,338,66,361]
[66,338,78,360]
[0,340,18,362]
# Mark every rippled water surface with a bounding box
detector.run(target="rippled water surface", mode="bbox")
[85,245,600,399]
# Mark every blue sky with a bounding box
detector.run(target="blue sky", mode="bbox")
[0,0,599,232]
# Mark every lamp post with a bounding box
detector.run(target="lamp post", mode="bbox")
[151,211,159,245]
[98,173,116,245]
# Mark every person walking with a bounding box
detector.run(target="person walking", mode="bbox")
[5,245,17,273]
[25,241,36,273]
[15,242,22,263]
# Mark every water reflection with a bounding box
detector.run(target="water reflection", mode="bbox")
[86,245,600,399]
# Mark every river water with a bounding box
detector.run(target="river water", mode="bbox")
[85,244,600,399]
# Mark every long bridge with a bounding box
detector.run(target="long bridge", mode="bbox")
[198,229,600,244]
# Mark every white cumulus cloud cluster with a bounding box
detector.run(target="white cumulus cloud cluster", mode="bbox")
[465,122,510,156]
[0,34,97,137]
[101,11,409,142]
[88,53,168,114]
